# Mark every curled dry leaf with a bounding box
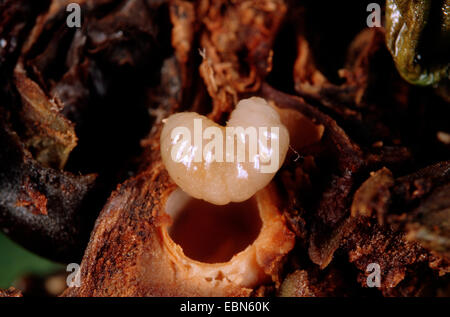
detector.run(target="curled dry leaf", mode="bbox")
[14,64,78,170]
[197,0,286,120]
[0,0,169,261]
[385,0,450,86]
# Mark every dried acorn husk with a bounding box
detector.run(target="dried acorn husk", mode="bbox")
[62,126,295,296]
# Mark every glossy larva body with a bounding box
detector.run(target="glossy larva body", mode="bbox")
[160,97,289,205]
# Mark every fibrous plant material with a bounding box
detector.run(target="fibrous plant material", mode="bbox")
[0,0,169,261]
[196,0,287,121]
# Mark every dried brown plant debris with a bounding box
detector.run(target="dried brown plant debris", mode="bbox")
[0,0,170,261]
[0,0,448,296]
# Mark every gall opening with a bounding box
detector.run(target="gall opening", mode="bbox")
[165,189,262,264]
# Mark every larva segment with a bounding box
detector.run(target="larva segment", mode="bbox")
[160,97,289,205]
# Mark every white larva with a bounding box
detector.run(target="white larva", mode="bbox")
[160,97,289,205]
